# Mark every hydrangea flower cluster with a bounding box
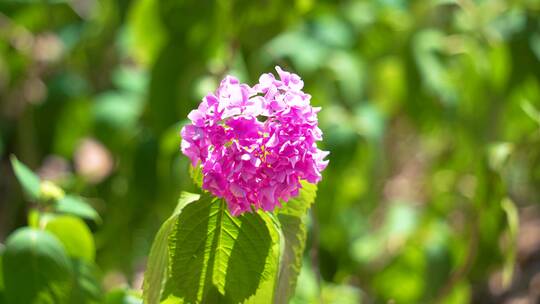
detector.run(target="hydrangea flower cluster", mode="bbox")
[181,66,329,215]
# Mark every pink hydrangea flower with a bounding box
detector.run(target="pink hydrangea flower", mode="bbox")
[181,66,329,215]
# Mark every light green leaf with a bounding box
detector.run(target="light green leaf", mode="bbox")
[160,195,280,303]
[278,182,317,217]
[2,228,73,304]
[126,0,167,66]
[10,155,41,201]
[39,181,65,201]
[521,99,540,126]
[28,210,40,228]
[189,164,203,188]
[488,142,514,171]
[274,182,317,303]
[55,195,101,223]
[44,215,95,262]
[265,30,328,72]
[106,289,142,304]
[321,283,362,304]
[93,91,143,130]
[413,30,457,105]
[112,67,148,94]
[143,192,201,304]
[501,198,519,287]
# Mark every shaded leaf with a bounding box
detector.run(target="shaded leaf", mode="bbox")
[68,260,103,304]
[2,228,73,304]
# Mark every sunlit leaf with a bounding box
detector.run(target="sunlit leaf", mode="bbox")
[143,192,200,304]
[521,99,540,126]
[55,195,101,223]
[289,260,319,303]
[274,182,317,303]
[501,198,518,287]
[440,281,471,304]
[488,142,514,171]
[10,155,41,201]
[44,215,95,262]
[126,0,167,66]
[189,164,203,189]
[105,289,142,304]
[321,283,362,304]
[159,194,280,303]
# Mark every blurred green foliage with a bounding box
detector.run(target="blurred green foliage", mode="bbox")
[1,0,540,303]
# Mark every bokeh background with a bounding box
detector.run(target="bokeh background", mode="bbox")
[1,0,540,303]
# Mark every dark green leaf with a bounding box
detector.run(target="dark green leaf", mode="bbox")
[2,228,73,304]
[68,259,103,304]
[0,244,4,291]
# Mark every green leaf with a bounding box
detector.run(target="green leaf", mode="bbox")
[10,155,41,201]
[501,198,519,287]
[105,289,142,304]
[126,0,167,66]
[44,215,96,262]
[274,182,317,303]
[160,194,280,303]
[68,259,103,304]
[28,209,40,228]
[488,142,514,171]
[55,195,101,223]
[39,181,65,201]
[93,91,144,131]
[0,250,3,304]
[521,99,540,126]
[143,192,201,304]
[0,244,4,291]
[189,164,203,188]
[2,228,73,304]
[321,283,362,304]
[278,182,318,217]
